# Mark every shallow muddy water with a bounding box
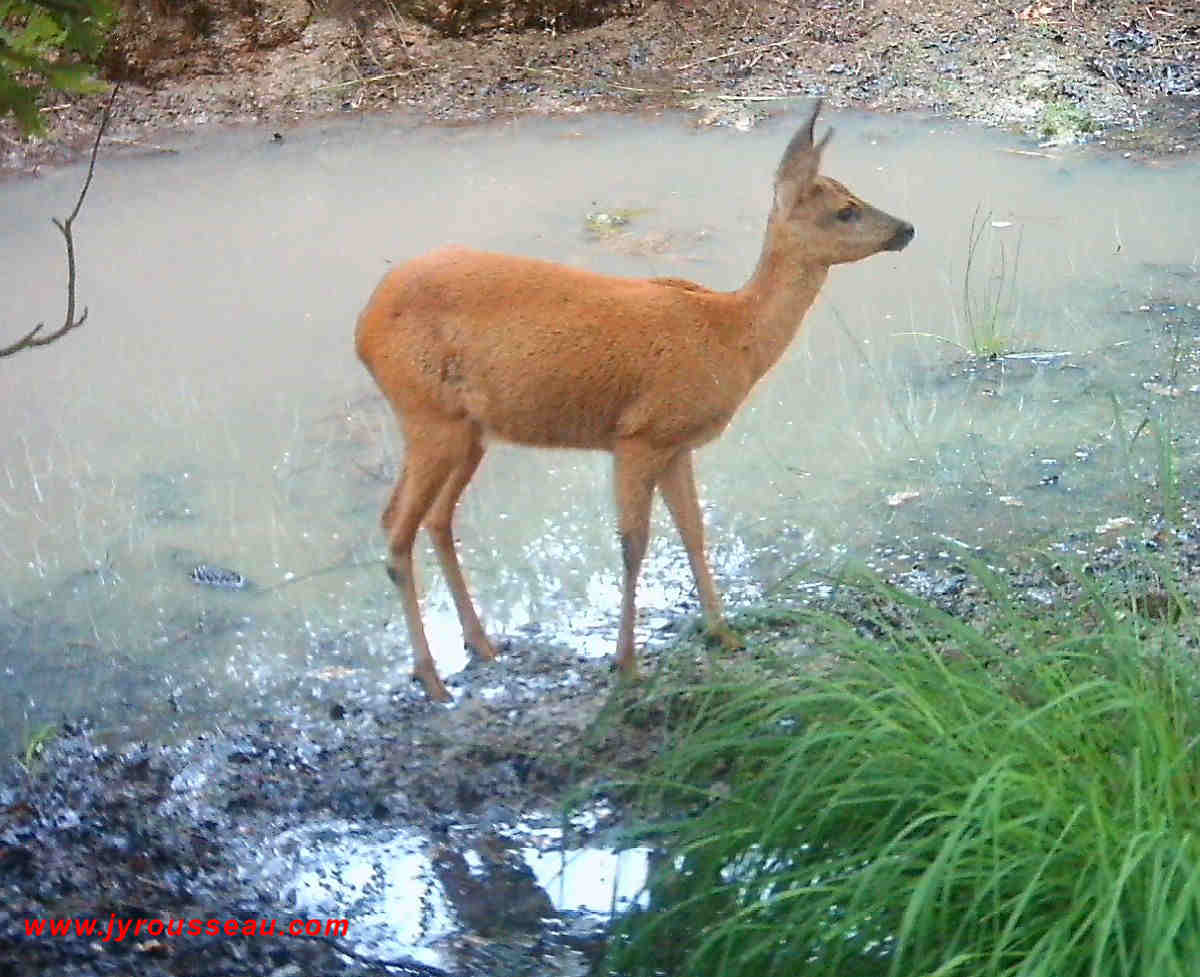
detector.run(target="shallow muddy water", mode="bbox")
[242,804,649,969]
[1,110,1198,758]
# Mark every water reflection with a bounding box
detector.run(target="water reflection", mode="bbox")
[245,806,650,969]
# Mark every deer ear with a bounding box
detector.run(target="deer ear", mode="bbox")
[773,101,833,213]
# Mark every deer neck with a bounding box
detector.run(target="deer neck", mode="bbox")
[735,234,829,383]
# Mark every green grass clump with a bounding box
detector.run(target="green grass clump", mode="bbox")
[610,576,1200,977]
[1040,100,1097,142]
[19,722,58,772]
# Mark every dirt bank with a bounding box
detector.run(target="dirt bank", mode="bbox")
[2,0,1197,173]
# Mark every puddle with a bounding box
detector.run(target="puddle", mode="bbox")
[242,804,648,973]
[509,804,650,917]
[252,820,456,969]
[521,844,649,916]
[1,110,1198,755]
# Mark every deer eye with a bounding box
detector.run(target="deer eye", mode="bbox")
[836,205,858,222]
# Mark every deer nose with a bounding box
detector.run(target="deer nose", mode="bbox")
[887,222,915,252]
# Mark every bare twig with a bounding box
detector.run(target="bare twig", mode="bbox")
[606,80,697,95]
[310,68,427,94]
[714,92,808,102]
[998,147,1059,160]
[1,84,120,360]
[518,63,578,75]
[675,28,806,71]
[101,135,178,154]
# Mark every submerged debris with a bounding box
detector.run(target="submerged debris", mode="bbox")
[189,564,249,589]
[887,490,921,507]
[1095,516,1137,536]
[584,208,649,236]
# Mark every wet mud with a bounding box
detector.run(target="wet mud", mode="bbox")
[5,494,1200,975]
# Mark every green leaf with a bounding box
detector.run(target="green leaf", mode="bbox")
[0,1,115,132]
[0,72,44,133]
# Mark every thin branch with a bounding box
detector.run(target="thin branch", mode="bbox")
[713,92,809,102]
[998,147,1059,159]
[1,84,120,359]
[101,135,178,154]
[310,68,428,93]
[675,28,806,71]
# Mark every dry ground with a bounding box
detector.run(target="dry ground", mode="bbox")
[2,0,1197,173]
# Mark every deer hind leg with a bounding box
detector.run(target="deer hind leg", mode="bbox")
[423,428,496,663]
[612,439,674,677]
[383,417,474,703]
[658,449,744,653]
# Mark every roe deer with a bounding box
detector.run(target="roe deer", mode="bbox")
[356,100,913,702]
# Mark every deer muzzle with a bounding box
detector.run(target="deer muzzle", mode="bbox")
[886,222,916,252]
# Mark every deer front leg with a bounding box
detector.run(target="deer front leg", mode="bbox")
[612,440,672,677]
[658,449,743,652]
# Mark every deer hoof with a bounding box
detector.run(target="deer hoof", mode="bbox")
[707,621,745,653]
[413,670,452,703]
[465,635,498,662]
[611,654,641,684]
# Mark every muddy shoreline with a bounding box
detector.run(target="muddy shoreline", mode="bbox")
[2,0,1197,175]
[4,501,1200,975]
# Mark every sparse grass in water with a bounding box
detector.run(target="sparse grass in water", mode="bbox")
[960,206,1023,357]
[897,207,1024,359]
[609,567,1200,977]
[1108,390,1185,527]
